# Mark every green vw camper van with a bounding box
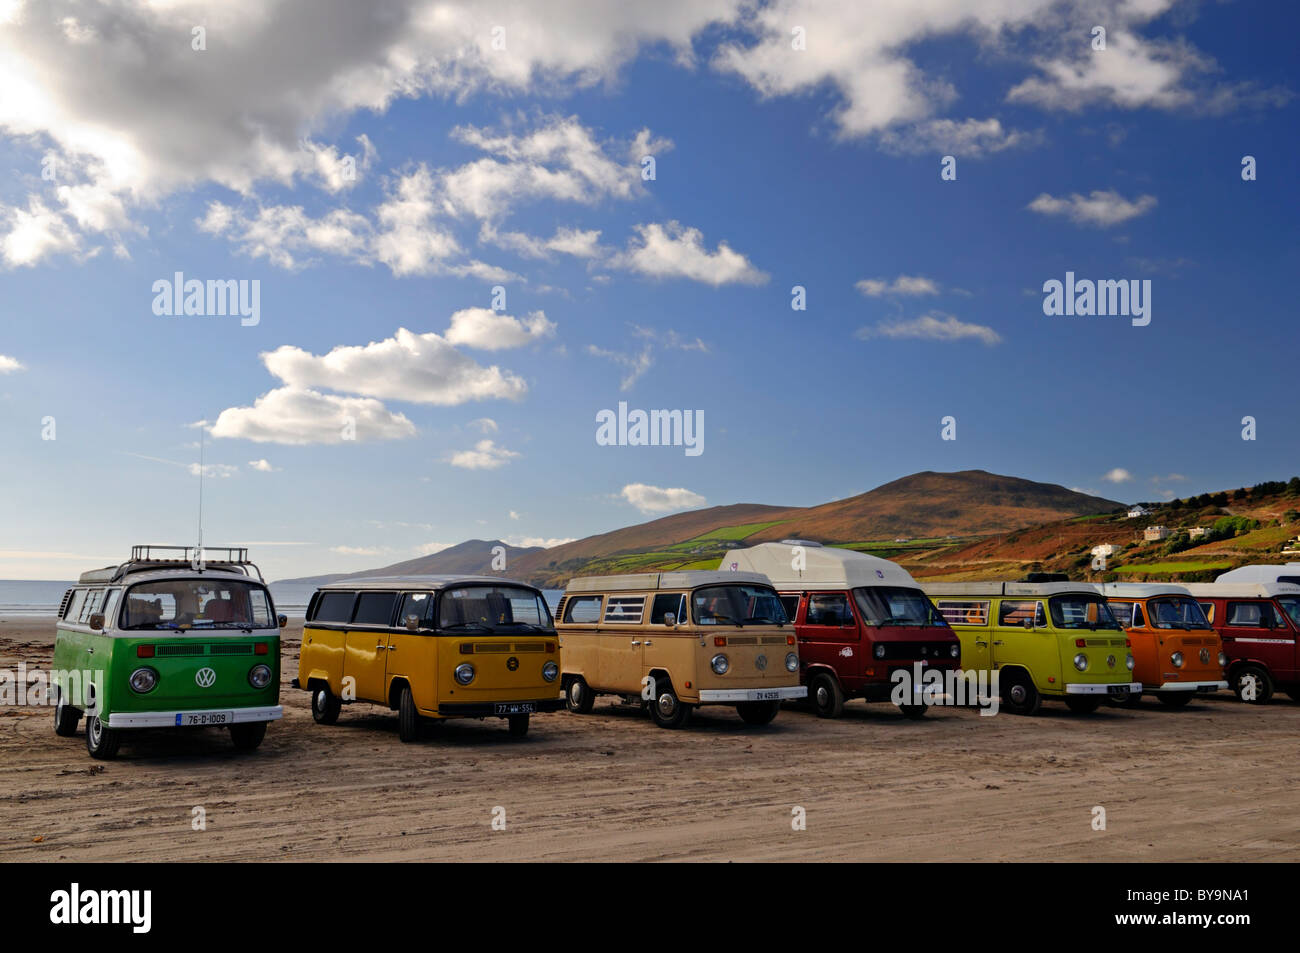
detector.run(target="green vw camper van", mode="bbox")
[51,545,285,759]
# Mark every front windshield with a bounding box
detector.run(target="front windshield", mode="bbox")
[1149,596,1212,629]
[854,586,946,626]
[1048,594,1120,630]
[122,578,274,630]
[437,585,553,630]
[692,585,787,625]
[1278,597,1300,628]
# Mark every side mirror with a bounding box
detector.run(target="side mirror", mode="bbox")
[87,613,105,631]
[277,614,288,629]
[663,612,676,627]
[405,614,420,631]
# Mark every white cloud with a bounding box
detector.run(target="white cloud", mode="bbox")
[621,483,706,515]
[248,459,279,472]
[447,439,520,470]
[187,463,239,479]
[444,308,557,350]
[1103,468,1134,484]
[331,546,386,557]
[481,223,604,259]
[503,535,576,548]
[0,197,84,267]
[613,221,767,286]
[875,117,1037,156]
[415,541,455,556]
[1027,189,1157,228]
[587,343,653,391]
[0,354,24,373]
[509,510,521,520]
[210,387,416,445]
[262,327,528,405]
[855,275,940,297]
[468,417,499,433]
[855,313,1000,346]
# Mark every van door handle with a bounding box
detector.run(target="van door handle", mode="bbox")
[974,640,987,646]
[630,641,642,646]
[993,640,1003,646]
[644,640,653,646]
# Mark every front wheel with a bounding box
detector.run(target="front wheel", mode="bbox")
[397,684,420,742]
[999,670,1042,716]
[649,683,692,729]
[85,714,120,760]
[736,700,780,725]
[1065,696,1102,714]
[311,684,342,724]
[1107,691,1142,708]
[898,703,928,719]
[230,721,267,750]
[808,671,844,719]
[565,677,595,714]
[53,688,81,737]
[1232,664,1274,704]
[508,713,530,737]
[1156,693,1192,709]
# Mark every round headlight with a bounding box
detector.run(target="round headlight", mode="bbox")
[874,644,886,659]
[949,643,959,658]
[129,667,157,693]
[248,663,272,689]
[1171,651,1184,668]
[542,660,558,682]
[1199,648,1211,665]
[710,654,729,675]
[1218,652,1227,667]
[1073,653,1088,671]
[785,652,798,672]
[1126,654,1135,671]
[454,662,475,685]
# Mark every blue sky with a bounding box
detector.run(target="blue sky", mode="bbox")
[0,0,1296,580]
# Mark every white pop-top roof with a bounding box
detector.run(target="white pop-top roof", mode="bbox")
[564,570,772,594]
[1097,582,1193,600]
[1215,564,1300,584]
[1183,581,1300,599]
[720,542,918,591]
[919,580,1098,598]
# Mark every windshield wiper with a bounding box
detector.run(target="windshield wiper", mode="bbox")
[707,614,741,626]
[439,622,490,631]
[744,616,780,625]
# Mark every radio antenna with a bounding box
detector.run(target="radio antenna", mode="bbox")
[194,420,206,572]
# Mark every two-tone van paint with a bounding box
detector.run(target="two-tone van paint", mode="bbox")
[1185,574,1300,704]
[51,546,285,760]
[296,575,563,740]
[922,581,1140,715]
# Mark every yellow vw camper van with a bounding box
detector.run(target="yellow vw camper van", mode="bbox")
[555,571,805,728]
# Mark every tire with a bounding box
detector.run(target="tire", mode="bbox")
[1107,691,1142,708]
[1155,692,1193,708]
[85,714,120,760]
[397,683,420,743]
[311,683,342,724]
[736,700,780,725]
[648,681,692,729]
[508,713,530,737]
[230,721,267,750]
[53,687,81,737]
[999,670,1041,716]
[565,677,595,714]
[1065,696,1102,714]
[1232,664,1274,704]
[808,671,844,719]
[898,703,928,719]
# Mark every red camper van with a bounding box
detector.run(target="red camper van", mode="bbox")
[722,542,959,718]
[1185,574,1300,704]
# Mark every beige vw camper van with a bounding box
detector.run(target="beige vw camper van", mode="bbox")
[555,571,806,728]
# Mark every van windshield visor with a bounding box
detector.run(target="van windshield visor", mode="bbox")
[854,587,945,626]
[122,579,273,630]
[1148,596,1213,629]
[437,585,553,630]
[1049,594,1119,630]
[692,585,787,625]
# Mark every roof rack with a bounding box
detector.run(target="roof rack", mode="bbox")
[78,545,265,584]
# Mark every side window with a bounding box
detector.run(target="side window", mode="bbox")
[998,600,1042,627]
[313,591,356,624]
[1132,603,1146,628]
[353,591,398,626]
[603,596,646,624]
[1199,602,1215,624]
[78,589,106,624]
[650,593,685,625]
[1226,602,1262,627]
[1109,602,1134,628]
[100,589,121,629]
[249,589,273,627]
[806,593,852,626]
[64,589,87,622]
[399,592,433,627]
[937,600,989,626]
[779,595,801,623]
[563,595,602,623]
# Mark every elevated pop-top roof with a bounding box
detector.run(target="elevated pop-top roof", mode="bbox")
[1097,582,1193,599]
[1183,581,1300,599]
[720,542,917,591]
[919,580,1097,598]
[78,545,264,584]
[316,574,536,592]
[1215,564,1300,584]
[564,570,771,593]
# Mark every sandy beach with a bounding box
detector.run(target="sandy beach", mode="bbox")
[1,618,1297,862]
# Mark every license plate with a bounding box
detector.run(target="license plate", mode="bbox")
[1107,686,1130,697]
[752,690,781,701]
[494,702,535,715]
[176,711,233,726]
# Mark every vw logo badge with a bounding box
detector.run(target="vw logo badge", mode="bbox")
[755,654,768,671]
[195,667,217,688]
[506,656,519,671]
